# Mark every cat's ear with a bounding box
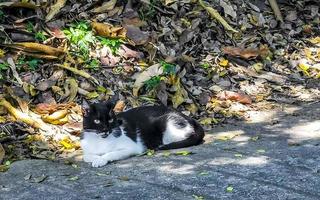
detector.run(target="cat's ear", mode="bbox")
[108,94,119,107]
[81,99,90,116]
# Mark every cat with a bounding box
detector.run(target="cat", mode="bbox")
[80,97,205,167]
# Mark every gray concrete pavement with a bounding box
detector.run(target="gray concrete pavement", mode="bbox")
[0,102,319,200]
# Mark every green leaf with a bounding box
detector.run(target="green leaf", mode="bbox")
[192,195,204,200]
[199,171,209,176]
[163,151,171,157]
[67,176,79,181]
[35,31,47,42]
[160,61,176,75]
[146,149,155,156]
[96,172,111,176]
[226,186,233,192]
[144,76,161,91]
[175,151,192,156]
[256,149,266,153]
[234,153,243,158]
[0,62,9,70]
[86,91,99,99]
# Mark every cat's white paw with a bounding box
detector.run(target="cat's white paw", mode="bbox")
[91,158,108,167]
[83,154,100,163]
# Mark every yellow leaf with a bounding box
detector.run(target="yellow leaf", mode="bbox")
[308,36,320,44]
[219,58,229,67]
[0,143,5,164]
[59,137,75,150]
[186,103,198,115]
[86,91,99,99]
[252,62,263,73]
[298,63,310,76]
[42,109,68,122]
[200,117,219,125]
[0,49,5,58]
[171,78,188,108]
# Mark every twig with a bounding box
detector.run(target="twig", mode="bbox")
[198,0,238,33]
[54,64,99,85]
[268,0,283,22]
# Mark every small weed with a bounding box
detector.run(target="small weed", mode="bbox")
[0,9,4,22]
[160,61,176,75]
[138,0,159,21]
[0,61,9,80]
[97,36,123,55]
[85,59,100,70]
[35,31,47,42]
[0,62,9,71]
[17,56,42,71]
[26,21,34,32]
[200,62,210,69]
[144,76,161,91]
[63,21,96,59]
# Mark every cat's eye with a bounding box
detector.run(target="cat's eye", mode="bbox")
[94,119,101,124]
[108,119,114,123]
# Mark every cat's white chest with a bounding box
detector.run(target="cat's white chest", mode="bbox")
[80,128,145,156]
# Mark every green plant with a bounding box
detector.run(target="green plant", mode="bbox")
[138,0,159,21]
[200,62,210,69]
[85,59,100,70]
[0,62,9,80]
[63,21,96,59]
[97,36,123,55]
[0,9,4,22]
[16,56,42,71]
[144,76,161,91]
[35,31,47,42]
[161,61,176,75]
[26,21,34,32]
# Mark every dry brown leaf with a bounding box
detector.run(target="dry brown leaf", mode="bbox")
[91,22,127,39]
[113,100,125,113]
[133,63,163,96]
[217,91,252,104]
[45,0,67,22]
[125,25,149,45]
[91,0,117,13]
[222,46,261,60]
[21,52,59,60]
[6,86,29,113]
[7,57,23,85]
[34,102,75,114]
[0,2,37,9]
[118,45,143,59]
[65,78,78,103]
[0,143,4,164]
[4,43,65,56]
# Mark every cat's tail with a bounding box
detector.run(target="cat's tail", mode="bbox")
[158,120,205,150]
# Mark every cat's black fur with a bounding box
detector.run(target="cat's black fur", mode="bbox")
[82,99,205,151]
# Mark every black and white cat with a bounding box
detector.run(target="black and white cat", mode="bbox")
[80,97,205,167]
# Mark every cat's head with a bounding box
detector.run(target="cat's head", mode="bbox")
[82,95,122,136]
